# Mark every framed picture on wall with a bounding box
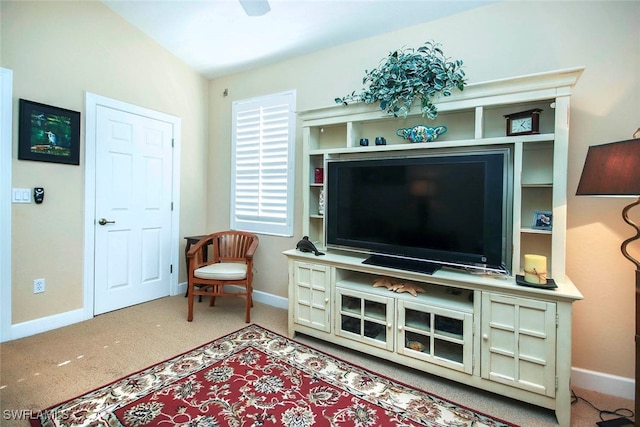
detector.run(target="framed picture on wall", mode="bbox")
[532,210,553,230]
[18,99,80,165]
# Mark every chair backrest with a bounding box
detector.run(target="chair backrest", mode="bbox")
[212,231,259,263]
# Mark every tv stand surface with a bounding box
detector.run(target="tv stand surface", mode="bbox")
[363,254,440,275]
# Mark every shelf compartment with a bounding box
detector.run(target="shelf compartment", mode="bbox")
[482,101,555,139]
[336,270,474,313]
[309,124,347,151]
[350,110,475,148]
[519,233,552,276]
[522,141,553,185]
[309,154,324,182]
[520,187,552,228]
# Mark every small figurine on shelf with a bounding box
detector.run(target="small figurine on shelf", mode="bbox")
[318,189,325,215]
[373,277,425,297]
[396,125,447,143]
[296,236,325,256]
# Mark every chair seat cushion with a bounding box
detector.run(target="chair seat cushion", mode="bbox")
[194,262,247,280]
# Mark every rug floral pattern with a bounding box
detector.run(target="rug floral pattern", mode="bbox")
[32,325,516,427]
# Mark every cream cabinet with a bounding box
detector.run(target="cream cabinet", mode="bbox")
[288,261,331,336]
[397,298,474,374]
[481,292,557,397]
[285,68,585,426]
[336,286,394,351]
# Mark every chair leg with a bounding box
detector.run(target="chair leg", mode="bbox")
[187,284,195,322]
[245,293,251,323]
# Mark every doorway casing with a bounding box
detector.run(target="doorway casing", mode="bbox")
[83,93,182,319]
[1,68,13,342]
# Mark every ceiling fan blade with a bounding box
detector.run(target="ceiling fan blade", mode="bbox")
[239,0,271,16]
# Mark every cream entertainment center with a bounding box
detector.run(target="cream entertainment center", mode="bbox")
[284,68,584,426]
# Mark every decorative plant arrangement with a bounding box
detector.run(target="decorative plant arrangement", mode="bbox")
[335,41,466,119]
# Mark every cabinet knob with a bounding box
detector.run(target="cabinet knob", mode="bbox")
[387,323,392,329]
[398,325,403,331]
[483,334,489,341]
[324,298,329,303]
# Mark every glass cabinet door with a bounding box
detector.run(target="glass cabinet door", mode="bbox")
[398,300,473,374]
[336,287,394,350]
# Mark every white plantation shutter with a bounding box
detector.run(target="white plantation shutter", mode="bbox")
[231,90,296,236]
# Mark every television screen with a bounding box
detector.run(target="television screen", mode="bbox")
[326,150,509,274]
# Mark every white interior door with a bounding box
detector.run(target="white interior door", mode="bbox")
[94,105,174,315]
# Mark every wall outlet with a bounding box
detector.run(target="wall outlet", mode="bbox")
[33,278,45,293]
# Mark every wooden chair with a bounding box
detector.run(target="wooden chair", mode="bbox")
[186,231,259,323]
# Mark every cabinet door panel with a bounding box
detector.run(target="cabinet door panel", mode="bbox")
[398,300,473,374]
[293,262,331,332]
[481,293,556,397]
[336,287,393,350]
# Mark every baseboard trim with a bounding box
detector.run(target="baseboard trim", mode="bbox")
[5,286,635,401]
[175,282,288,310]
[4,308,87,342]
[571,367,634,401]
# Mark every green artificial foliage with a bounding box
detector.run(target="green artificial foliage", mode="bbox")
[335,41,466,119]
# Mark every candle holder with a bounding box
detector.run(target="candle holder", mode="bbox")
[516,253,557,289]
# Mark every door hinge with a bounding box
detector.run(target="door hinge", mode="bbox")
[171,138,175,148]
[556,313,559,327]
[171,202,174,211]
[555,377,559,390]
[170,264,173,274]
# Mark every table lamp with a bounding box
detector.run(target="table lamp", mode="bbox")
[576,133,640,423]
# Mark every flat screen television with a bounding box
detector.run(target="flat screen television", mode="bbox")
[326,149,511,274]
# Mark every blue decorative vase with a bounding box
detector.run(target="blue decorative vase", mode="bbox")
[396,125,447,143]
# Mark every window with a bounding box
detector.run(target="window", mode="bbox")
[231,90,296,236]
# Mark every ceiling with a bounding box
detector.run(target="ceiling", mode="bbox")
[102,0,495,79]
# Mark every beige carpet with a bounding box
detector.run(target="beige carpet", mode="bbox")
[0,295,634,426]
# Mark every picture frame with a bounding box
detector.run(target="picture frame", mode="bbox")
[532,210,553,230]
[18,99,80,165]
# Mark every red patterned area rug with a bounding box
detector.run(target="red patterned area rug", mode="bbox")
[31,324,517,427]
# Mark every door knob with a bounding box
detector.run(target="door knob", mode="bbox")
[98,218,116,225]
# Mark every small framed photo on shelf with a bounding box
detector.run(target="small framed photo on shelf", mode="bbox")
[532,210,552,230]
[18,99,81,165]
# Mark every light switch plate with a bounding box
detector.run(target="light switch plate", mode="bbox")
[12,188,31,203]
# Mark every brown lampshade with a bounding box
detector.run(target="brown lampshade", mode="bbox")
[576,138,640,196]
